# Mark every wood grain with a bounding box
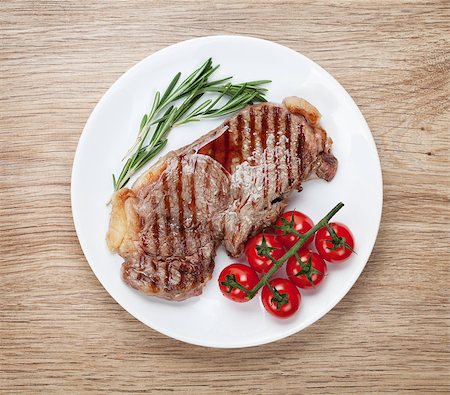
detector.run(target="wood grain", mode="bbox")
[1,0,449,393]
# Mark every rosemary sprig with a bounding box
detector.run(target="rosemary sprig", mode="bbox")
[112,59,270,192]
[175,82,266,125]
[124,58,215,159]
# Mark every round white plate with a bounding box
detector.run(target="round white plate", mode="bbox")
[71,35,382,348]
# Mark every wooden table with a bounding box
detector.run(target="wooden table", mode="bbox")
[2,1,449,393]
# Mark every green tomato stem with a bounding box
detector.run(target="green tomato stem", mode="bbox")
[246,202,344,299]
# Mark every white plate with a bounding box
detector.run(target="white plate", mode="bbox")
[71,36,382,348]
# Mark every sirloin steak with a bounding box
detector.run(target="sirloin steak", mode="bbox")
[107,97,338,300]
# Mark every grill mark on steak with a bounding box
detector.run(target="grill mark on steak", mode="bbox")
[203,159,214,242]
[151,194,160,256]
[156,188,168,257]
[273,106,280,195]
[176,157,186,253]
[165,261,171,290]
[261,104,268,202]
[261,104,268,152]
[298,124,304,180]
[236,114,244,169]
[240,111,250,163]
[266,106,276,200]
[222,121,230,172]
[285,112,292,187]
[290,112,300,188]
[161,172,173,255]
[177,262,187,292]
[249,107,255,158]
[190,161,203,259]
[190,159,197,226]
[204,160,211,191]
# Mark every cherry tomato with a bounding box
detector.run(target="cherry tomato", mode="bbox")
[274,211,314,248]
[218,264,259,303]
[286,249,327,288]
[261,278,301,318]
[245,233,285,274]
[315,222,355,262]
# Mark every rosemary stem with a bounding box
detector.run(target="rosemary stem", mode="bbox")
[246,202,344,299]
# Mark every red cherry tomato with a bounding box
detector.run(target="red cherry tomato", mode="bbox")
[274,211,314,248]
[315,222,355,262]
[245,233,285,274]
[218,264,259,303]
[261,278,301,318]
[286,249,327,288]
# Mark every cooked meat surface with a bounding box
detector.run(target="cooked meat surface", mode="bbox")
[107,97,338,300]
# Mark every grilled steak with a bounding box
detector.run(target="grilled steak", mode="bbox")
[107,97,338,300]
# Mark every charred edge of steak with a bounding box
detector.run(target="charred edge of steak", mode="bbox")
[316,152,338,182]
[121,254,215,301]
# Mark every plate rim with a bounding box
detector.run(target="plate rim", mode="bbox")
[71,34,383,348]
